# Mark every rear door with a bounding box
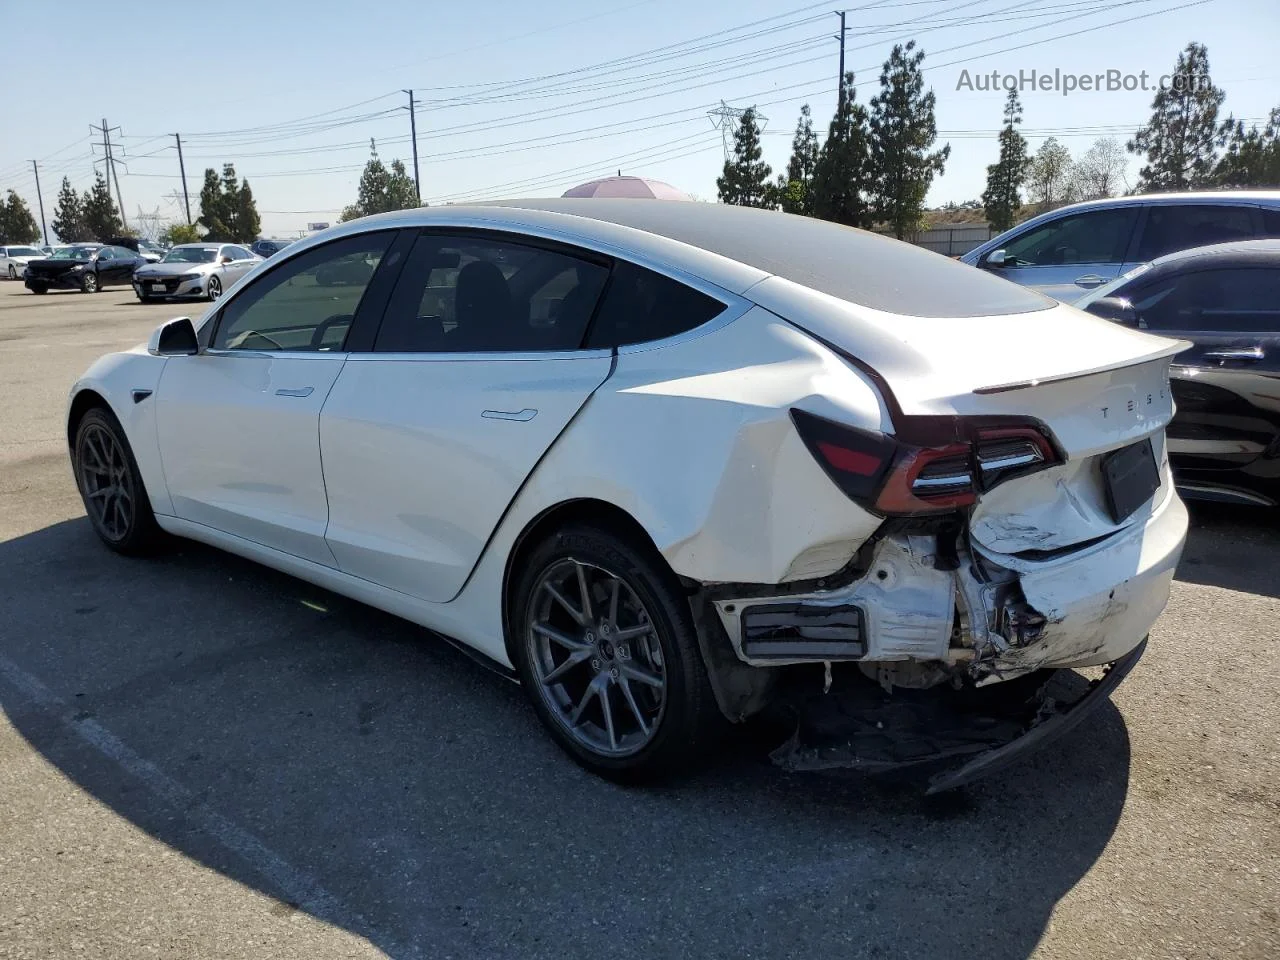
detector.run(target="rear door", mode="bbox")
[319,230,613,602]
[982,205,1142,300]
[1128,264,1280,503]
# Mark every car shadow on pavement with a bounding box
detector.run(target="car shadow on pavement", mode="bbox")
[0,519,1132,960]
[1176,501,1280,599]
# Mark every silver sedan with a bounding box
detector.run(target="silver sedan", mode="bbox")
[132,243,262,302]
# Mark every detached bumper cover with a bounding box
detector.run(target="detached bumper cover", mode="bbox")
[769,637,1146,793]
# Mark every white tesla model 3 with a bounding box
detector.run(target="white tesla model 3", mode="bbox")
[66,200,1188,785]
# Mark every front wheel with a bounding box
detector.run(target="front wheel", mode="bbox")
[511,524,722,781]
[72,406,162,554]
[7,265,16,280]
[29,283,47,294]
[81,272,99,293]
[207,275,222,301]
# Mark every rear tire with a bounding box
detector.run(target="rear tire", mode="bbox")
[510,523,723,782]
[71,406,163,555]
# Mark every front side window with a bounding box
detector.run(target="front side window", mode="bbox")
[585,261,725,348]
[374,234,609,352]
[1001,207,1141,266]
[227,245,254,260]
[1126,267,1280,332]
[1136,204,1255,261]
[212,232,393,352]
[96,248,114,261]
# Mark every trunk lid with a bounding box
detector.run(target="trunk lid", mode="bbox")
[749,277,1186,553]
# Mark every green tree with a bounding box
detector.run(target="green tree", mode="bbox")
[867,42,950,239]
[235,178,262,242]
[1128,42,1225,191]
[0,190,41,243]
[981,89,1030,232]
[810,72,872,227]
[198,168,231,240]
[82,173,122,240]
[160,222,202,246]
[1026,137,1074,211]
[716,107,773,207]
[775,104,821,215]
[1214,107,1280,187]
[50,177,91,242]
[341,141,422,221]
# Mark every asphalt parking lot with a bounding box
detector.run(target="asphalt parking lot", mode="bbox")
[0,278,1276,960]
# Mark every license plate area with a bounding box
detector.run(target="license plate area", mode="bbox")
[1101,437,1160,523]
[150,283,166,293]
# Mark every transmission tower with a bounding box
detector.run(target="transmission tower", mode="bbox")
[707,101,768,160]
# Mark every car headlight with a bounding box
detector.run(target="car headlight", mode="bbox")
[178,273,201,282]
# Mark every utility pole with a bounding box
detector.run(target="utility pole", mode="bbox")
[834,10,848,107]
[404,89,421,204]
[174,133,192,224]
[30,160,48,247]
[91,118,129,231]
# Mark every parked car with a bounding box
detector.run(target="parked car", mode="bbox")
[131,243,261,302]
[104,236,163,263]
[24,243,146,294]
[962,191,1280,301]
[250,238,295,258]
[0,244,44,280]
[1078,238,1280,508]
[66,202,1187,789]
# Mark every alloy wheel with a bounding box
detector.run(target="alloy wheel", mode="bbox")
[82,272,98,293]
[526,558,668,758]
[77,422,134,542]
[208,276,222,301]
[7,265,15,279]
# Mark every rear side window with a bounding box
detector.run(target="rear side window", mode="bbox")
[1136,204,1255,261]
[1262,207,1280,237]
[1128,267,1280,332]
[375,233,609,352]
[586,261,725,348]
[1002,207,1140,266]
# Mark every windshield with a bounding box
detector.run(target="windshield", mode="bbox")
[1074,262,1154,309]
[51,246,98,260]
[7,247,41,257]
[163,247,217,264]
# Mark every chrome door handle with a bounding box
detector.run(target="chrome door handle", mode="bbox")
[1202,347,1263,363]
[275,387,315,397]
[1074,274,1108,288]
[481,408,537,421]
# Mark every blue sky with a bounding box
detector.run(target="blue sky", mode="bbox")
[1,0,1276,238]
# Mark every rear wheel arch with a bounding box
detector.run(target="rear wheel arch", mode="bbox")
[501,498,678,665]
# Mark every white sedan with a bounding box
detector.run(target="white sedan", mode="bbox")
[65,201,1188,787]
[1,244,44,280]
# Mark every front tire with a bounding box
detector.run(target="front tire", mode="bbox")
[510,524,722,782]
[72,406,162,554]
[207,275,222,301]
[81,272,99,293]
[7,265,16,280]
[29,282,47,295]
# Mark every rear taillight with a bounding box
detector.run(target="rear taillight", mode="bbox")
[791,409,1061,516]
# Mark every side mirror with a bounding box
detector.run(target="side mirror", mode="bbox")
[149,316,199,356]
[1084,296,1139,327]
[984,248,1008,268]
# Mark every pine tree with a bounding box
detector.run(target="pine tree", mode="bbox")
[776,104,821,215]
[219,164,242,239]
[716,107,773,207]
[51,177,91,242]
[198,168,231,241]
[867,42,950,239]
[981,89,1029,232]
[1128,42,1225,190]
[235,179,262,242]
[810,72,872,227]
[81,173,122,240]
[1026,137,1074,211]
[0,190,41,244]
[1214,107,1280,187]
[341,142,421,220]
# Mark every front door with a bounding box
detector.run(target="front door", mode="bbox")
[319,230,614,602]
[154,230,399,563]
[984,206,1142,301]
